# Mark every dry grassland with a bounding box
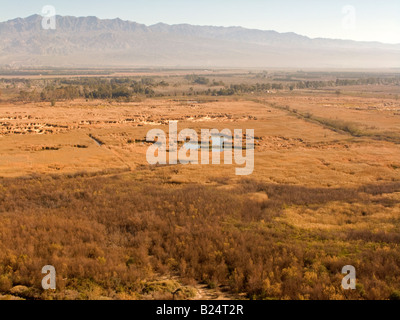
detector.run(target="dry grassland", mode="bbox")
[0,78,399,300]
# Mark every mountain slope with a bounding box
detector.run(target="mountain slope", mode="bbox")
[0,15,399,68]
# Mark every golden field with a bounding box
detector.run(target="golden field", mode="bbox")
[0,71,399,300]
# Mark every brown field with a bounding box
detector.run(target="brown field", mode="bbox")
[0,70,400,300]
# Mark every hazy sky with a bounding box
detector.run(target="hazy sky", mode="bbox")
[1,0,399,44]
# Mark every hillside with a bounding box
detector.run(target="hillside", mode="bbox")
[0,15,399,68]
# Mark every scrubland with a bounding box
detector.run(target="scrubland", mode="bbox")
[0,70,399,300]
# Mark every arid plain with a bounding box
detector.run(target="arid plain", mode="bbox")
[0,70,399,300]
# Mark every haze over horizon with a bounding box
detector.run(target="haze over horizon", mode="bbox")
[1,0,400,44]
[1,14,399,69]
[4,13,400,47]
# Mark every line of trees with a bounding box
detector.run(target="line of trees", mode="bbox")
[8,74,400,102]
[17,78,161,102]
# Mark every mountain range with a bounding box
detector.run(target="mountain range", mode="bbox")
[1,14,399,68]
